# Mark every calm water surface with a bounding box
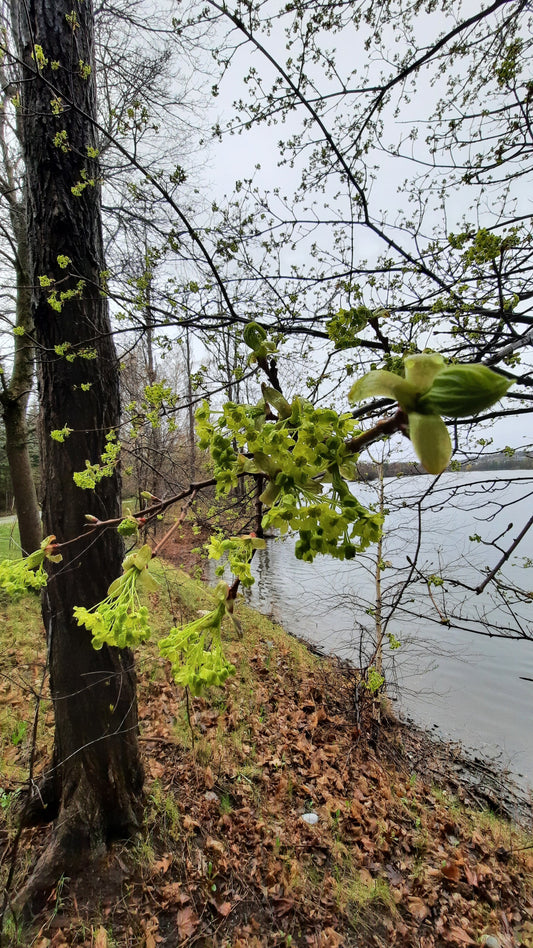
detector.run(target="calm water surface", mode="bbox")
[217,471,533,786]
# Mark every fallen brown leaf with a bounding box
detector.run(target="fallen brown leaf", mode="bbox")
[93,928,108,948]
[272,897,295,917]
[306,929,343,948]
[407,897,429,921]
[215,900,232,916]
[206,835,224,854]
[441,861,461,882]
[177,906,200,939]
[160,882,189,905]
[153,853,173,875]
[444,925,475,945]
[464,864,478,887]
[149,759,165,779]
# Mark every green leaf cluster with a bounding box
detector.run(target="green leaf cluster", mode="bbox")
[78,59,91,79]
[159,584,235,695]
[46,280,86,314]
[31,45,48,69]
[50,425,73,443]
[117,514,140,537]
[73,431,121,489]
[53,131,70,153]
[208,533,266,587]
[0,536,62,599]
[126,381,179,435]
[0,557,47,598]
[365,667,385,693]
[349,354,511,475]
[73,544,157,649]
[326,305,371,350]
[197,385,381,564]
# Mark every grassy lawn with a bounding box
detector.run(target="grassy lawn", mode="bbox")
[0,518,21,560]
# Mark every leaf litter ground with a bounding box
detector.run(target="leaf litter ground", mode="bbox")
[0,559,532,948]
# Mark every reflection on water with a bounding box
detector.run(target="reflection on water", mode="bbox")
[211,471,533,785]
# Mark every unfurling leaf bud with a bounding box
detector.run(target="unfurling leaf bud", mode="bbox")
[261,384,291,419]
[404,353,445,391]
[348,369,417,411]
[417,364,511,418]
[259,480,282,507]
[117,516,139,537]
[243,321,267,352]
[408,413,452,475]
[122,543,152,572]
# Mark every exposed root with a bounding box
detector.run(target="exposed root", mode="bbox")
[10,819,105,923]
[14,770,59,828]
[9,781,139,927]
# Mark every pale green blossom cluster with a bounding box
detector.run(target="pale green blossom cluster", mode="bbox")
[159,583,236,696]
[0,535,61,599]
[73,544,157,649]
[0,557,47,598]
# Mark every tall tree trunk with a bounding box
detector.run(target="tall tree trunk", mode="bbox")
[2,244,41,555]
[185,329,196,481]
[11,0,143,906]
[143,277,163,499]
[2,395,40,555]
[0,85,41,554]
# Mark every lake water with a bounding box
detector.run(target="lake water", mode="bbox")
[215,471,533,788]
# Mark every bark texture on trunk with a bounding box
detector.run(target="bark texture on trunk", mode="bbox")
[10,0,144,904]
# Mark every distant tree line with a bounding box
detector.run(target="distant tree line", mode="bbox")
[356,450,533,481]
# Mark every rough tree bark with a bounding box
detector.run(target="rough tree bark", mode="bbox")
[10,0,143,907]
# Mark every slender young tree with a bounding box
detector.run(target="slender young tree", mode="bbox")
[10,0,143,901]
[0,32,41,553]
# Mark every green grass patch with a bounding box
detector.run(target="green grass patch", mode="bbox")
[0,518,21,560]
[0,586,47,793]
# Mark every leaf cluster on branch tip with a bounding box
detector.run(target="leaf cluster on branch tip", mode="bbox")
[73,544,156,649]
[242,320,278,364]
[349,354,512,475]
[159,583,236,696]
[0,536,61,599]
[72,548,236,695]
[208,533,266,587]
[196,389,381,565]
[73,430,121,489]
